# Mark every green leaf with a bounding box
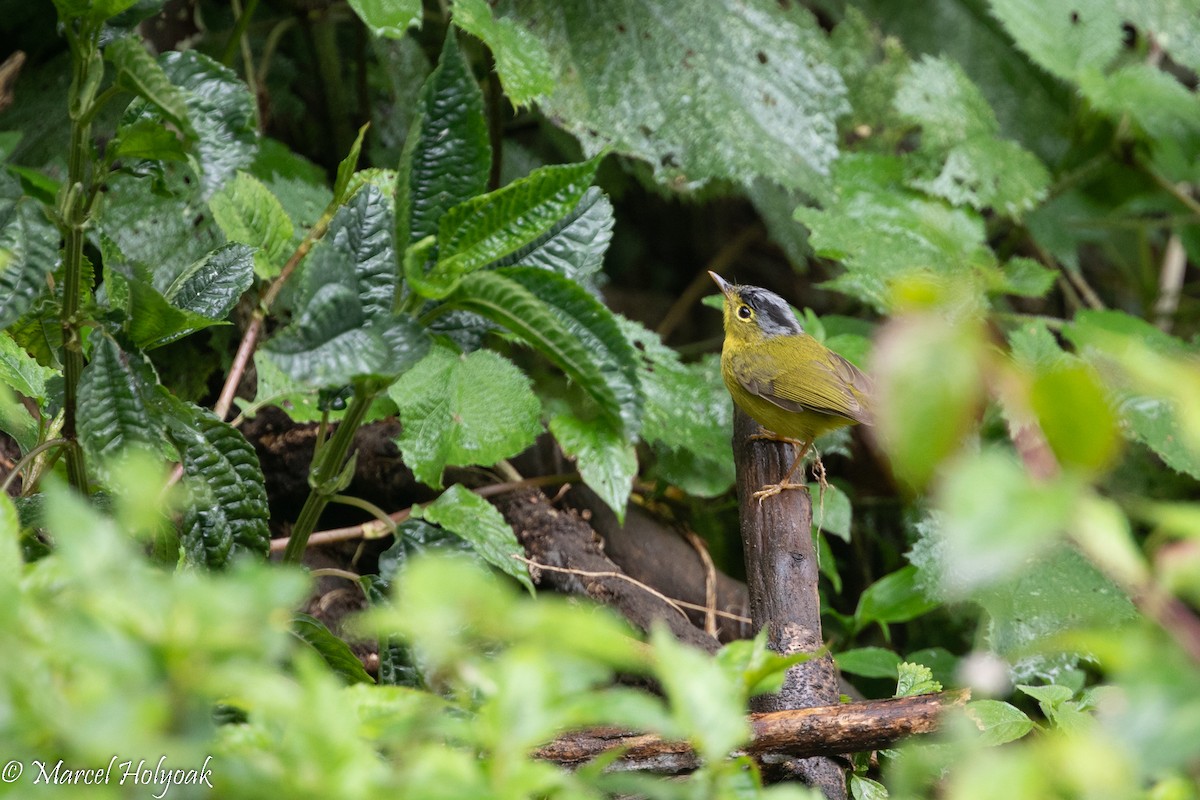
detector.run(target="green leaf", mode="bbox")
[347,0,422,38]
[163,242,255,319]
[835,647,902,679]
[715,628,811,697]
[999,257,1056,298]
[796,154,995,311]
[303,185,397,320]
[414,485,533,592]
[895,661,942,697]
[621,318,733,497]
[145,51,258,197]
[123,271,231,350]
[851,775,889,800]
[388,343,542,489]
[209,172,295,280]
[0,196,57,331]
[333,124,370,205]
[854,565,940,633]
[292,613,374,685]
[395,32,490,252]
[894,55,999,149]
[549,411,636,520]
[413,157,601,299]
[250,138,334,240]
[911,136,1049,216]
[442,268,642,440]
[811,481,852,542]
[76,335,162,469]
[501,0,847,191]
[1029,360,1121,474]
[108,119,188,163]
[490,187,614,286]
[965,700,1034,745]
[163,400,270,568]
[986,0,1123,84]
[1083,63,1200,148]
[651,625,751,763]
[105,36,193,137]
[453,0,554,107]
[264,288,430,387]
[0,331,55,406]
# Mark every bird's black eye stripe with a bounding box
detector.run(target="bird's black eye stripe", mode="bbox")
[737,305,752,319]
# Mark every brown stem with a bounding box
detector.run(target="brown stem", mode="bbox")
[535,690,970,773]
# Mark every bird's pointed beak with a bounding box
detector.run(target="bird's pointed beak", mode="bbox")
[708,271,732,298]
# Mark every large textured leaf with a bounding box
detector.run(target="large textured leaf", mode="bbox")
[162,242,255,319]
[105,36,193,137]
[264,285,430,387]
[163,399,270,568]
[548,411,636,520]
[986,0,1122,84]
[121,271,231,350]
[442,267,642,440]
[410,157,600,299]
[347,0,421,38]
[130,51,257,197]
[414,485,533,592]
[395,33,490,251]
[452,0,554,107]
[0,195,58,331]
[208,172,295,280]
[76,335,161,468]
[388,343,542,489]
[306,185,396,320]
[620,319,733,497]
[498,0,847,191]
[490,187,613,285]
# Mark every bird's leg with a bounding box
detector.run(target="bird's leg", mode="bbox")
[751,439,813,502]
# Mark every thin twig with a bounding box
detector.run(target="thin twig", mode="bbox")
[682,529,718,637]
[1143,161,1200,220]
[512,554,753,626]
[1154,233,1187,332]
[1030,238,1105,311]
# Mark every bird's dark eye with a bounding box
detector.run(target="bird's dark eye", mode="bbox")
[737,305,752,320]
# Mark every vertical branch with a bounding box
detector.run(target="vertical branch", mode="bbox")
[733,408,846,799]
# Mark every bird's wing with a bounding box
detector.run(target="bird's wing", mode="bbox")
[728,341,872,424]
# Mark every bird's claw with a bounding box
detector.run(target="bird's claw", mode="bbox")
[752,481,809,503]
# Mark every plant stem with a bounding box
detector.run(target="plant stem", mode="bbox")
[282,385,375,563]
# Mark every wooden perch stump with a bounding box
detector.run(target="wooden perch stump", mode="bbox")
[733,408,845,798]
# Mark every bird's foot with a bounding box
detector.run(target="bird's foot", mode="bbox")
[752,481,810,503]
[748,431,806,447]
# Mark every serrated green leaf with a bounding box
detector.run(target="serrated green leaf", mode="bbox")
[986,0,1123,84]
[895,661,942,697]
[109,118,187,163]
[139,51,257,197]
[209,172,295,279]
[549,411,635,520]
[0,331,55,405]
[303,185,397,320]
[250,139,333,240]
[442,267,642,440]
[1082,63,1200,147]
[911,136,1049,216]
[855,566,939,634]
[796,154,995,311]
[0,196,57,331]
[125,272,230,350]
[292,613,374,685]
[501,0,847,191]
[453,0,554,107]
[895,55,998,149]
[347,0,422,38]
[965,699,1035,745]
[620,318,733,496]
[163,242,254,319]
[835,646,902,679]
[77,333,161,454]
[490,187,614,285]
[851,775,889,800]
[105,36,193,137]
[264,286,430,387]
[1000,257,1056,298]
[163,400,270,568]
[395,32,490,252]
[415,485,533,592]
[389,343,542,489]
[413,157,601,299]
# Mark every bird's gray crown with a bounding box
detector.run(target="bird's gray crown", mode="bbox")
[740,285,804,337]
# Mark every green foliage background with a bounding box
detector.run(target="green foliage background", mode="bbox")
[1,0,1199,797]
